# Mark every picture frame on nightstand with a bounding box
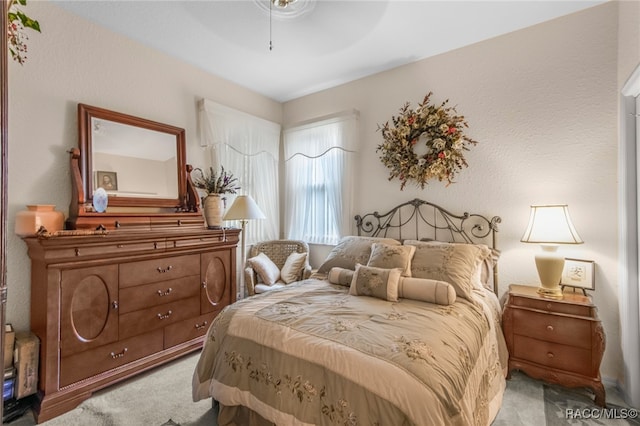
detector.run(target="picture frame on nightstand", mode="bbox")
[561,258,595,293]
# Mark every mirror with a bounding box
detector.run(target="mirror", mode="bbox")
[78,104,187,209]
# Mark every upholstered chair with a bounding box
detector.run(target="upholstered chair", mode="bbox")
[244,240,312,296]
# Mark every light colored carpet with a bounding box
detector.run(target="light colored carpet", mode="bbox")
[6,354,637,426]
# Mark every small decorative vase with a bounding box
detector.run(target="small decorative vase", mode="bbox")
[15,204,65,236]
[202,195,225,229]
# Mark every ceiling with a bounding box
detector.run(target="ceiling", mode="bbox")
[53,0,606,102]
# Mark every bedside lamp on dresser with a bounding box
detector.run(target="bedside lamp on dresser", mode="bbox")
[520,204,583,299]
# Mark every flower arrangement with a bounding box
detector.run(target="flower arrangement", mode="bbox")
[192,165,240,195]
[7,0,41,65]
[376,92,478,189]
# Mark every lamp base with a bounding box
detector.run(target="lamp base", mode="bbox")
[536,286,564,299]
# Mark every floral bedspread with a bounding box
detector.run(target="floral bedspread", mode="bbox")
[193,279,507,426]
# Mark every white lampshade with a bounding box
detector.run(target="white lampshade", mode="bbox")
[521,204,583,299]
[521,205,583,244]
[223,195,266,221]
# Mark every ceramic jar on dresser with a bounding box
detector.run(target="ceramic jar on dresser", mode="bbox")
[23,227,239,422]
[502,284,606,407]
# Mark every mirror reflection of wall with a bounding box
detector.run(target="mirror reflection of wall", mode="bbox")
[91,118,179,199]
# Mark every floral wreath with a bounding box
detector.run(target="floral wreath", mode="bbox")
[376,92,478,190]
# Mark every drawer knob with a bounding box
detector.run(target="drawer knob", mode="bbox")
[110,348,127,359]
[547,352,555,359]
[201,281,207,288]
[112,301,119,310]
[157,288,173,297]
[546,303,552,310]
[195,321,208,330]
[546,325,554,332]
[157,310,173,320]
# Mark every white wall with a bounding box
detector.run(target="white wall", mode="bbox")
[283,3,621,380]
[6,1,282,332]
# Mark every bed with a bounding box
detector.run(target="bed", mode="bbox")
[193,199,508,425]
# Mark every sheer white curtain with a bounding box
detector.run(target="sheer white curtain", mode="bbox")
[199,99,280,244]
[283,112,358,245]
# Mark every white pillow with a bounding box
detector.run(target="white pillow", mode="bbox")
[280,252,308,284]
[248,252,280,285]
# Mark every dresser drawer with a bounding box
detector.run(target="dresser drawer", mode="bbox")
[60,329,163,388]
[513,335,594,376]
[119,254,200,288]
[41,240,165,261]
[164,312,216,348]
[512,308,592,349]
[119,297,200,340]
[119,275,200,314]
[510,295,592,317]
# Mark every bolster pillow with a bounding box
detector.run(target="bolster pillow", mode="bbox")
[398,277,456,305]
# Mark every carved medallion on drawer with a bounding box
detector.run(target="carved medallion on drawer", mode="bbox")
[201,250,232,314]
[60,265,119,357]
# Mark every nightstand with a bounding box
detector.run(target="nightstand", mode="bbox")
[502,284,606,406]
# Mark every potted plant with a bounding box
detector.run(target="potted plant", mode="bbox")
[191,165,240,229]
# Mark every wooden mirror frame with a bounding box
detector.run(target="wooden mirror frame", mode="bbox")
[68,104,203,230]
[78,104,187,209]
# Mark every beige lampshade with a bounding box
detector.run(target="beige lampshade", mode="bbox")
[521,204,583,244]
[521,205,583,299]
[223,195,266,221]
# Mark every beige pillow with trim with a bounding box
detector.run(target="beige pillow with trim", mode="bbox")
[247,252,280,286]
[403,240,489,302]
[317,236,400,274]
[280,252,308,284]
[367,243,416,276]
[348,264,402,302]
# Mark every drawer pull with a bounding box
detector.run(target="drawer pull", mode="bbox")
[547,352,555,359]
[201,281,207,288]
[75,248,80,257]
[546,303,552,310]
[110,348,127,359]
[195,321,208,330]
[156,265,174,273]
[112,301,119,310]
[546,325,554,332]
[157,288,173,297]
[157,310,173,320]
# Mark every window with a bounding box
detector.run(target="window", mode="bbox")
[284,112,358,245]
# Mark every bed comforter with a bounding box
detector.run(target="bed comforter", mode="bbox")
[193,278,508,426]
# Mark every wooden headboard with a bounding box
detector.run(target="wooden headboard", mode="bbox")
[354,198,502,292]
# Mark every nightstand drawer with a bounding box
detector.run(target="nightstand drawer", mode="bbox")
[512,308,592,349]
[510,295,592,317]
[513,335,594,376]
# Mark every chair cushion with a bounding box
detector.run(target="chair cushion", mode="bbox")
[248,252,281,285]
[280,252,308,284]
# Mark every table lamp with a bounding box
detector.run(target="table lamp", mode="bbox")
[521,204,583,299]
[223,195,266,298]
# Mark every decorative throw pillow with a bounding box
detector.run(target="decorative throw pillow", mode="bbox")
[348,264,402,302]
[328,267,354,286]
[403,240,490,302]
[398,277,456,305]
[317,236,400,274]
[367,243,416,276]
[247,252,280,286]
[280,252,308,284]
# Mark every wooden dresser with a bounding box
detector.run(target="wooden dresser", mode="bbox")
[23,227,239,423]
[502,284,605,406]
